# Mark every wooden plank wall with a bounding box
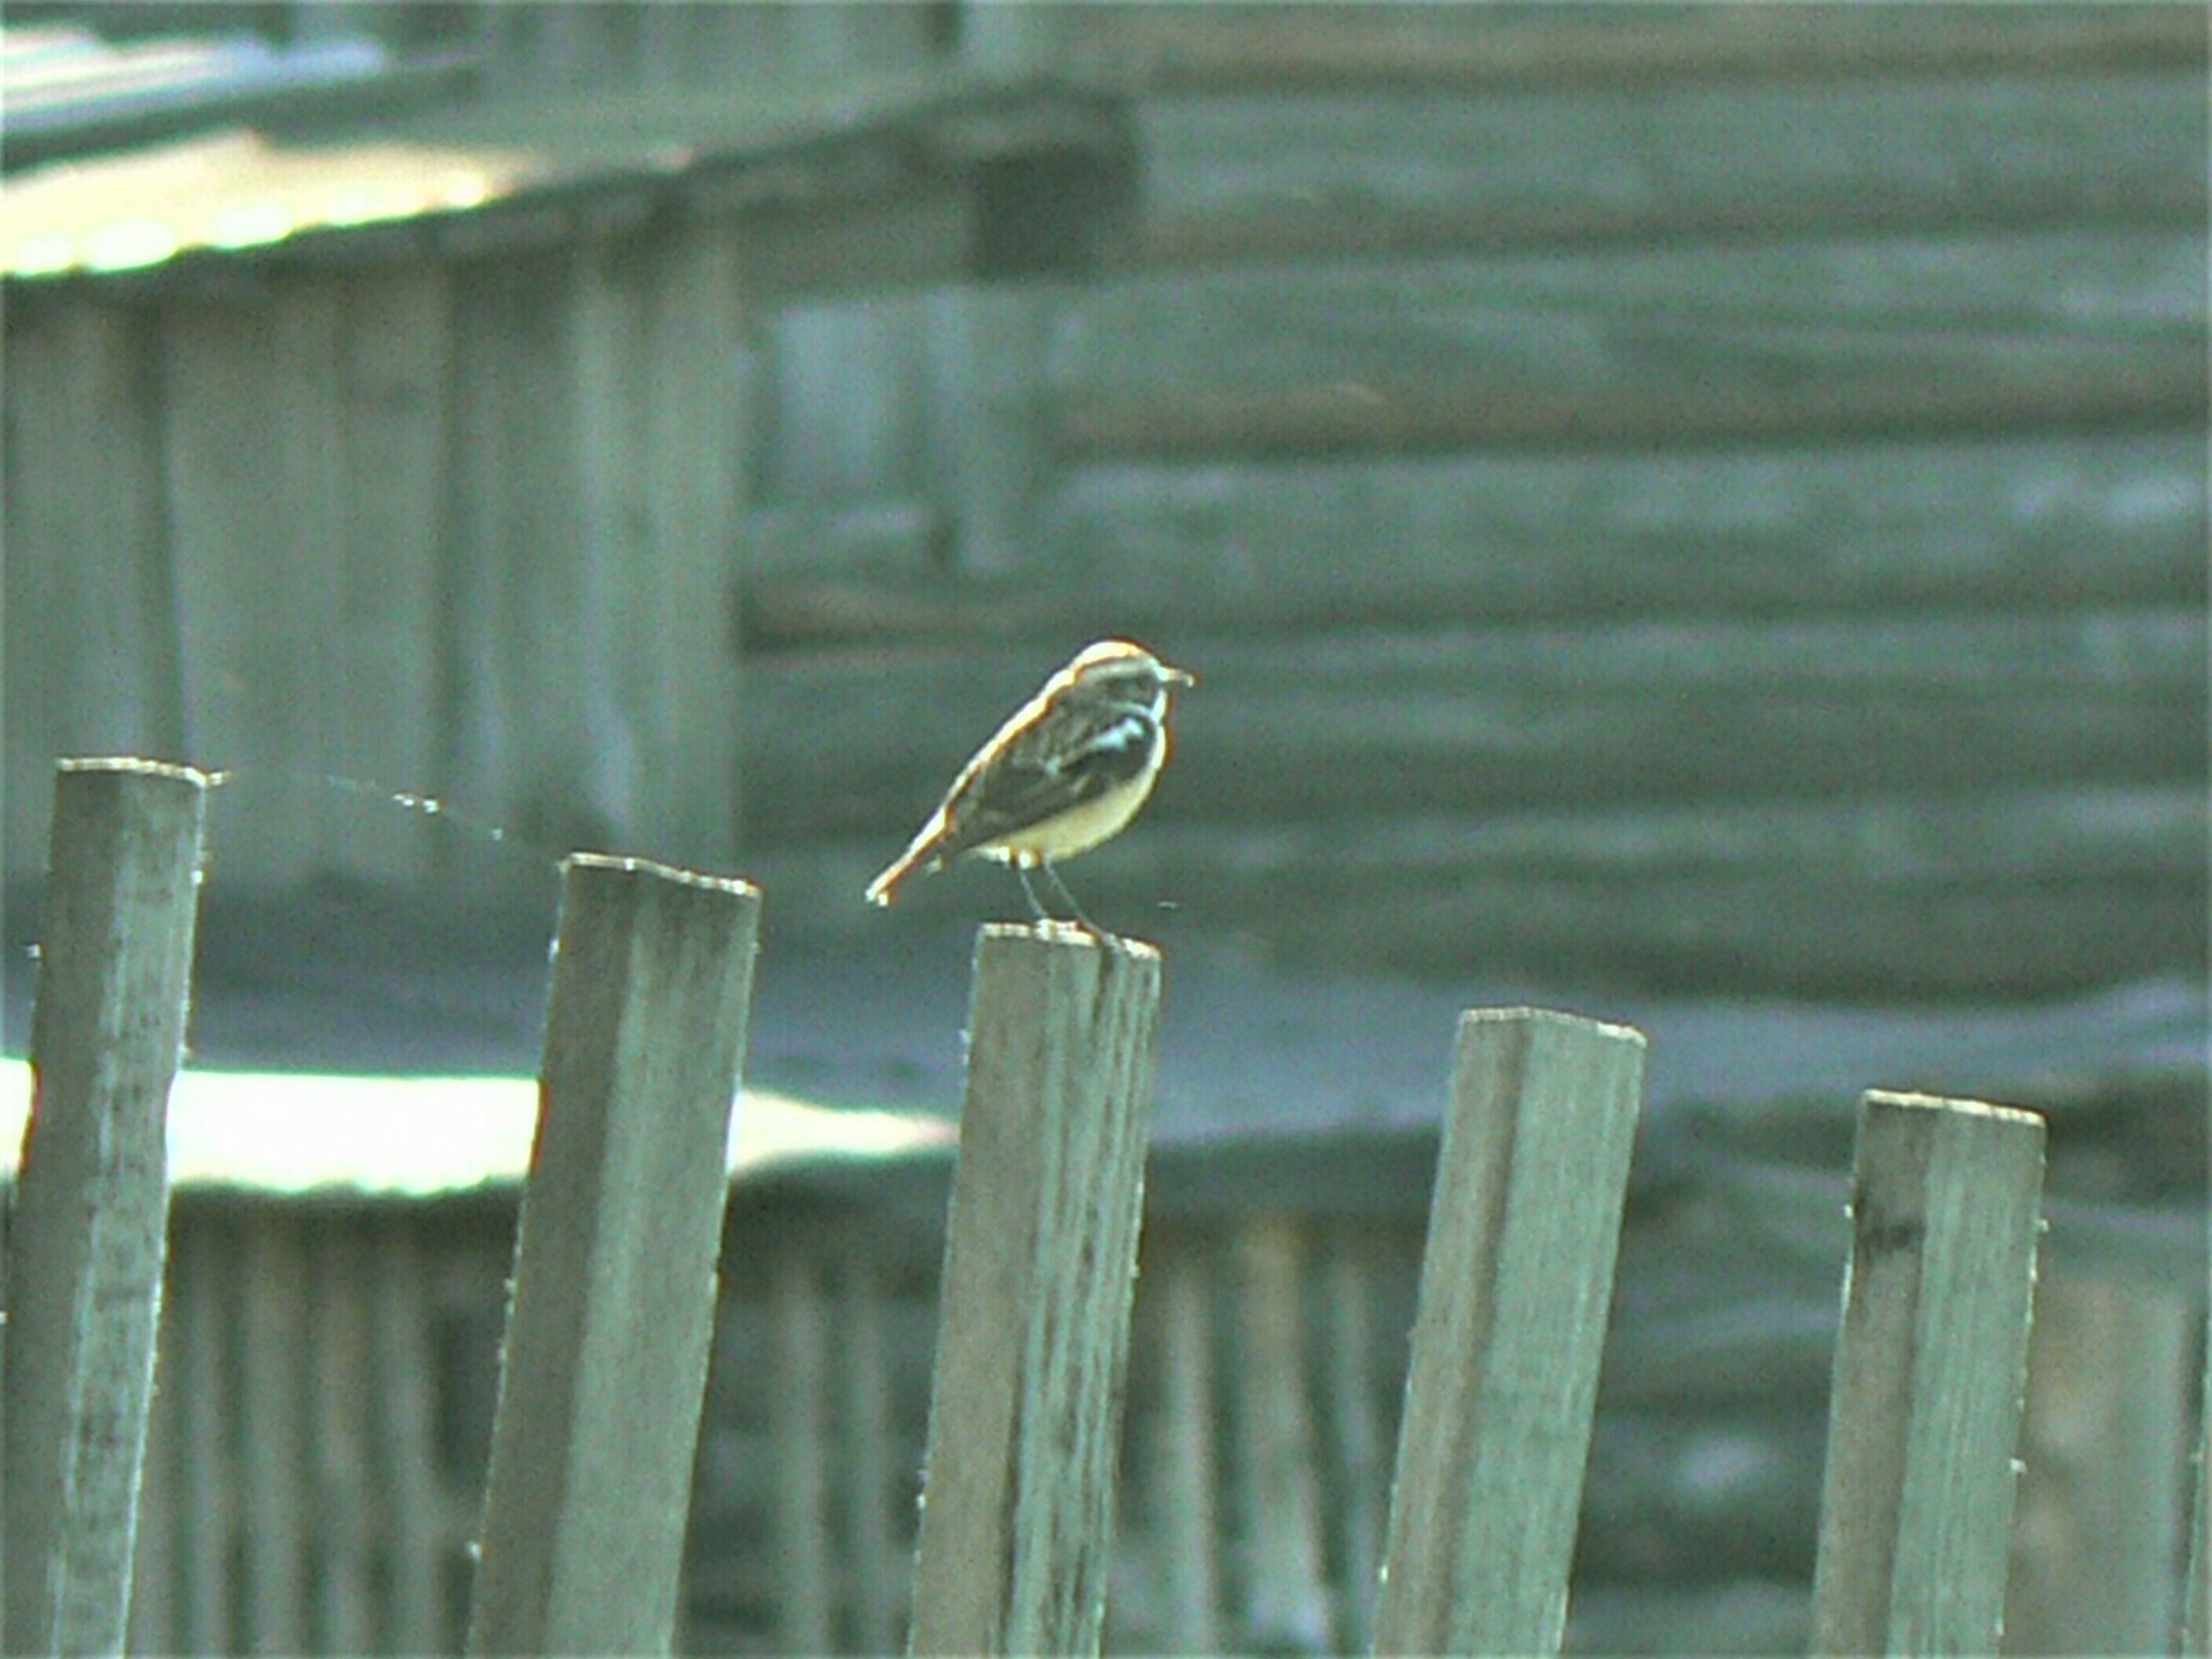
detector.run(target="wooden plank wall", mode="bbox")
[735,3,2208,998]
[126,1203,508,1657]
[3,214,749,898]
[122,1079,2199,1659]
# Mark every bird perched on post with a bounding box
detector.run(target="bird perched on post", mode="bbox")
[865,639,1195,926]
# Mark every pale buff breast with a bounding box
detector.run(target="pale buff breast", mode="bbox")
[973,727,1169,866]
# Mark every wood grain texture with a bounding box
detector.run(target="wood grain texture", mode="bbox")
[5,760,206,1657]
[240,1214,309,1655]
[840,1248,904,1656]
[1323,1239,1386,1653]
[1131,75,2207,266]
[737,613,2208,840]
[331,266,452,886]
[2002,1275,2196,1654]
[443,251,613,877]
[1232,1218,1331,1651]
[745,780,2206,994]
[309,1224,377,1654]
[465,856,760,1657]
[1060,361,2203,459]
[1144,1243,1222,1654]
[745,429,2208,646]
[1810,1091,2048,1656]
[0,302,183,881]
[163,287,347,885]
[908,925,1163,1657]
[629,225,749,870]
[174,1221,234,1654]
[768,1248,834,1654]
[1086,5,2207,92]
[1049,224,2209,454]
[369,1219,442,1657]
[1372,1008,1646,1657]
[2185,1299,2211,1657]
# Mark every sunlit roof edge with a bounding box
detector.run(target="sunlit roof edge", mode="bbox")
[0,1060,954,1198]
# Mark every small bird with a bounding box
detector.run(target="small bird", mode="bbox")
[866,639,1195,925]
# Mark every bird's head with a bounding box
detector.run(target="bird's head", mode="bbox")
[1064,639,1196,707]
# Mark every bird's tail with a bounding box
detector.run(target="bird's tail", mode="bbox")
[865,825,949,906]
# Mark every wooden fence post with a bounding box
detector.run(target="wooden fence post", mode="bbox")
[465,855,760,1657]
[5,759,207,1656]
[1370,1007,1646,1657]
[2001,1274,2195,1652]
[2181,1299,2210,1657]
[1233,1216,1331,1650]
[907,925,1163,1658]
[1810,1090,2047,1656]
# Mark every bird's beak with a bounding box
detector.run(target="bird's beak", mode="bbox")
[1164,664,1197,687]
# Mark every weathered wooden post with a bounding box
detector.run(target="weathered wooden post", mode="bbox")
[1370,1007,1646,1657]
[2002,1275,2196,1652]
[907,924,1163,1657]
[2180,1301,2210,1657]
[5,759,208,1656]
[1810,1090,2047,1655]
[465,855,760,1657]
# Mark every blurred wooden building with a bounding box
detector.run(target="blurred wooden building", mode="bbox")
[5,2,2205,1000]
[97,1058,2202,1657]
[2,5,1134,900]
[727,2,2209,1003]
[2,5,2205,1657]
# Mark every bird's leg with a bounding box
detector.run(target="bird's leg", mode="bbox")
[1040,859,1104,935]
[1014,861,1050,922]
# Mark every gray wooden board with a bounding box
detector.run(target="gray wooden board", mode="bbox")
[1057,365,2201,458]
[1371,1010,1644,1655]
[1049,225,2207,452]
[163,285,346,886]
[624,223,749,870]
[2185,1295,2211,1656]
[466,858,759,1657]
[1042,431,2208,628]
[6,763,204,1656]
[734,612,2207,840]
[1562,1578,1809,1657]
[1055,229,2204,403]
[745,782,2207,992]
[1082,5,2204,93]
[240,1213,309,1653]
[1130,75,2207,250]
[1,300,183,874]
[479,2,936,92]
[442,249,625,879]
[1809,1092,2048,1655]
[2001,1275,2197,1654]
[906,927,1161,1657]
[328,265,451,888]
[761,292,939,502]
[745,431,2207,645]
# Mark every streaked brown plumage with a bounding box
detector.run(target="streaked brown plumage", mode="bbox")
[865,639,1194,919]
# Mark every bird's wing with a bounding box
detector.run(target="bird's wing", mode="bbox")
[934,701,1159,859]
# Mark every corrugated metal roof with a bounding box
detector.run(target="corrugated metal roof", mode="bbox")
[0,58,1124,282]
[2,125,536,275]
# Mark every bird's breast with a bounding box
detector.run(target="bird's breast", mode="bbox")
[980,729,1168,863]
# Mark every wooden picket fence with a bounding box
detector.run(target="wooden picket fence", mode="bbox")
[4,757,2207,1655]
